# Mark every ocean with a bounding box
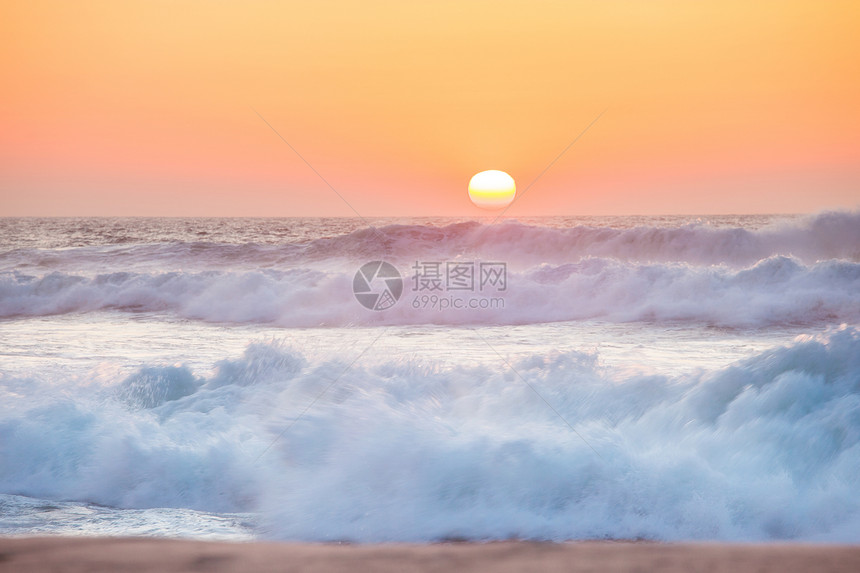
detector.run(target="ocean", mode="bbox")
[1,212,859,542]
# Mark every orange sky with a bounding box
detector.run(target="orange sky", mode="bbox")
[1,0,859,216]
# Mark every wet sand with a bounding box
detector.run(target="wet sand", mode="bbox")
[1,537,859,572]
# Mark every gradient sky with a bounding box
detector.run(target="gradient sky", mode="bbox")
[2,0,859,216]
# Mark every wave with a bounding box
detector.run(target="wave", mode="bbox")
[0,493,256,539]
[1,327,858,541]
[2,255,858,327]
[2,211,858,274]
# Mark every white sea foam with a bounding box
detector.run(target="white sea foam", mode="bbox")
[1,213,857,541]
[1,328,858,541]
[1,256,857,327]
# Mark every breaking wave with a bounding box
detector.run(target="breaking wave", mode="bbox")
[1,255,858,327]
[2,211,858,274]
[1,327,858,542]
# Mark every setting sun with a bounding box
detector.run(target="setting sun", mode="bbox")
[468,170,516,210]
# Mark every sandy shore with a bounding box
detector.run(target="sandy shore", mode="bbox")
[1,537,859,573]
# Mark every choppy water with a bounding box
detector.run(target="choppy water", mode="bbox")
[1,212,858,541]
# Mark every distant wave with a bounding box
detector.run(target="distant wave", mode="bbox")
[2,255,858,327]
[1,327,858,541]
[2,211,858,274]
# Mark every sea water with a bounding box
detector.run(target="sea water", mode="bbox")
[0,213,858,541]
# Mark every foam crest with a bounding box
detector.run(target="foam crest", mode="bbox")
[1,328,859,541]
[1,256,857,327]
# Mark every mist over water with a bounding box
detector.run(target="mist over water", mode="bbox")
[1,212,858,541]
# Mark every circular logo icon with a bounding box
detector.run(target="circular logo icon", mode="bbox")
[353,261,403,311]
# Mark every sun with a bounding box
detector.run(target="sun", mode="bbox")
[468,170,516,210]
